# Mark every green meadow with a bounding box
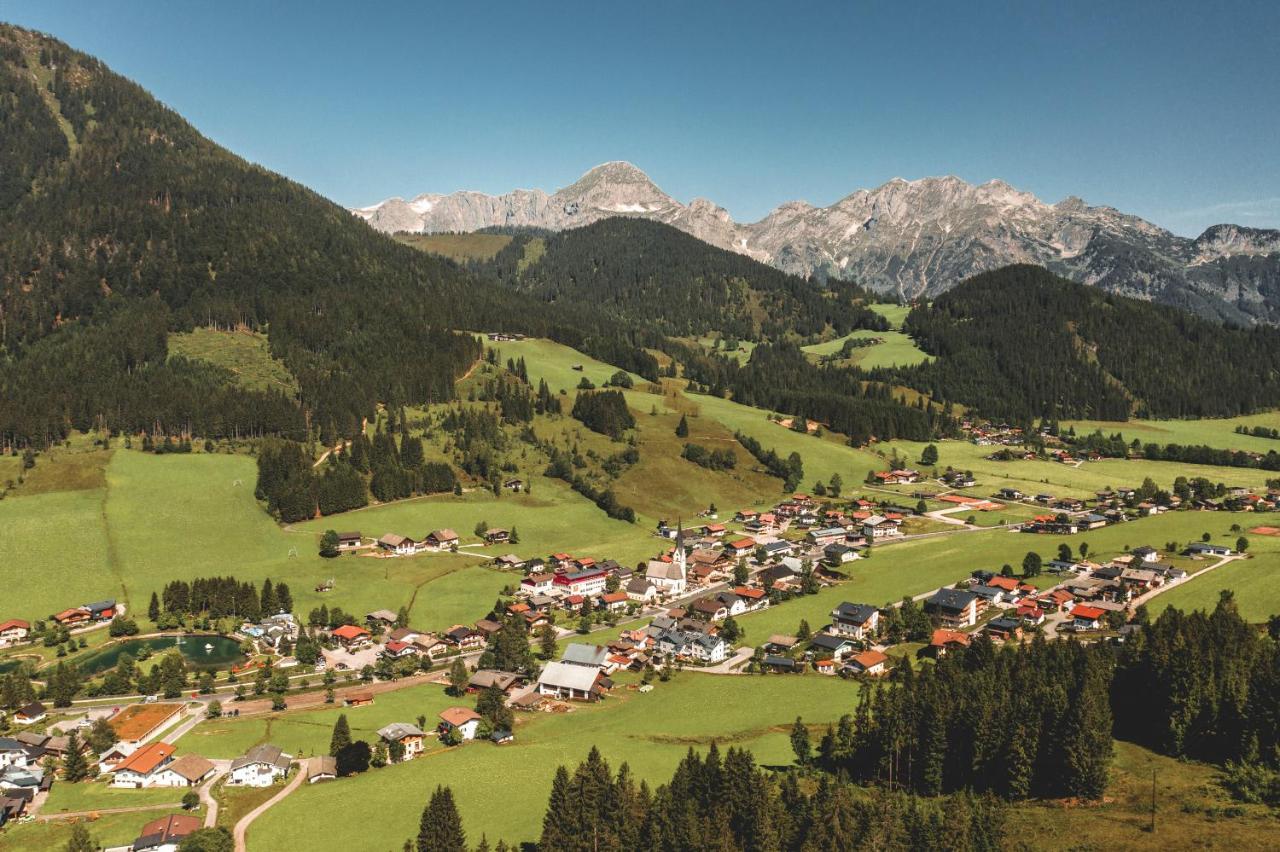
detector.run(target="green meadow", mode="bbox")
[1149,527,1280,622]
[167,327,299,395]
[1062,412,1280,454]
[393,232,513,262]
[802,329,933,369]
[246,672,858,850]
[0,807,195,851]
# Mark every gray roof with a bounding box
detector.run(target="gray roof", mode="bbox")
[538,661,601,693]
[562,644,610,667]
[832,602,878,624]
[230,743,291,772]
[809,633,853,651]
[378,722,426,741]
[926,588,978,613]
[307,755,337,778]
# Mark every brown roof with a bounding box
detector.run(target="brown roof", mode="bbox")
[850,650,889,669]
[165,754,215,782]
[439,707,482,727]
[137,814,201,843]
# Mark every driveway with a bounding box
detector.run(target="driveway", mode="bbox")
[233,763,305,852]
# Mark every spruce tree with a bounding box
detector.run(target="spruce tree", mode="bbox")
[675,414,689,438]
[417,785,466,852]
[329,713,352,757]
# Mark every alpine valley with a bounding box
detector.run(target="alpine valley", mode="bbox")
[357,162,1280,325]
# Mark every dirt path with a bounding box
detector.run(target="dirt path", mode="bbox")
[233,763,305,852]
[201,763,231,827]
[36,801,182,821]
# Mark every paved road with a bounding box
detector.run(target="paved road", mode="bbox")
[233,763,305,852]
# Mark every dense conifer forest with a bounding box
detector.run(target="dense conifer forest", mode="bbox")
[886,265,1280,421]
[473,217,890,340]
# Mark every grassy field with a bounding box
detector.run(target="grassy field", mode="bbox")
[876,438,1280,501]
[246,672,858,850]
[1062,412,1280,454]
[802,329,932,369]
[869,302,911,329]
[168,328,299,395]
[393,232,513,262]
[40,778,187,814]
[1149,528,1280,622]
[484,336,645,398]
[0,807,195,851]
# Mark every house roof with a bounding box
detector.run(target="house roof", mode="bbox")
[378,533,409,547]
[832,602,878,624]
[439,707,482,727]
[726,537,756,550]
[809,633,853,651]
[562,644,610,667]
[930,629,971,647]
[307,755,337,778]
[165,754,215,782]
[537,661,602,693]
[0,619,30,632]
[378,722,426,741]
[850,650,889,669]
[231,743,291,772]
[430,529,459,541]
[1072,605,1106,620]
[927,588,978,613]
[134,814,201,848]
[987,576,1020,591]
[331,624,369,640]
[115,742,175,775]
[15,702,45,718]
[366,609,398,623]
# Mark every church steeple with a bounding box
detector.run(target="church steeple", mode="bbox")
[674,517,686,579]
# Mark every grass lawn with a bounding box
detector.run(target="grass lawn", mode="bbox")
[0,807,194,851]
[213,779,287,829]
[869,303,911,329]
[1062,412,1280,454]
[802,329,932,369]
[1148,516,1280,622]
[7,440,110,495]
[181,679,464,760]
[0,486,114,621]
[168,327,299,395]
[877,438,1280,500]
[692,392,885,488]
[247,672,858,850]
[40,778,187,814]
[393,232,512,262]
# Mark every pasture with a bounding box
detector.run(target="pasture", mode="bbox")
[802,329,932,369]
[167,327,299,395]
[1062,412,1280,454]
[393,232,513,262]
[1149,523,1280,622]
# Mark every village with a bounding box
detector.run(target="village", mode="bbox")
[3,452,1277,848]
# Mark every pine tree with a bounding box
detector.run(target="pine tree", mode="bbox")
[64,823,95,852]
[675,414,689,438]
[147,591,160,622]
[329,713,351,757]
[791,717,812,767]
[417,785,466,852]
[62,731,89,782]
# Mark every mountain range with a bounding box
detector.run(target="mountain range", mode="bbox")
[355,163,1280,324]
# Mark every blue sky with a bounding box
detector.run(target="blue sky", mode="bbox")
[4,0,1278,235]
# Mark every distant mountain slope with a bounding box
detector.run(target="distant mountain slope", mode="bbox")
[884,265,1280,420]
[467,217,888,340]
[357,164,1280,325]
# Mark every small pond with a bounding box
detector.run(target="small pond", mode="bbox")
[74,635,245,676]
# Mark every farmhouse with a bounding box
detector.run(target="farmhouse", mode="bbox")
[625,577,658,603]
[924,589,979,629]
[427,529,460,550]
[130,814,202,852]
[829,602,880,639]
[862,515,902,539]
[1185,542,1232,557]
[986,617,1023,642]
[928,629,971,658]
[228,744,292,787]
[808,633,855,660]
[307,755,337,784]
[484,528,511,545]
[13,702,46,726]
[331,624,371,649]
[0,620,30,646]
[845,649,890,676]
[378,723,427,761]
[52,608,90,627]
[335,532,364,553]
[112,743,214,788]
[806,527,848,546]
[874,469,921,484]
[377,533,419,556]
[723,537,756,558]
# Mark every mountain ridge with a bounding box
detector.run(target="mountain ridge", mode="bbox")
[355,163,1280,324]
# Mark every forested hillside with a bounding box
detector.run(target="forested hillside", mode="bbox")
[472,217,890,340]
[0,26,655,448]
[885,265,1280,421]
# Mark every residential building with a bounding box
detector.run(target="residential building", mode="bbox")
[845,649,889,676]
[377,533,419,555]
[427,529,460,550]
[439,707,483,740]
[378,723,426,761]
[924,589,979,629]
[228,744,292,787]
[0,620,30,646]
[537,661,605,701]
[829,602,879,639]
[130,814,203,852]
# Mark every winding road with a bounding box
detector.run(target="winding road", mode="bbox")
[233,764,305,852]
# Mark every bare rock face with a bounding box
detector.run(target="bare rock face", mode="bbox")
[353,164,1280,323]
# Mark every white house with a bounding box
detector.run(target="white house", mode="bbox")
[228,743,292,787]
[439,707,483,740]
[377,533,420,556]
[536,661,604,701]
[112,743,214,788]
[829,602,880,639]
[0,620,30,647]
[378,723,427,761]
[862,515,903,539]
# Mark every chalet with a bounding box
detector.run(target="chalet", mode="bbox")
[427,529,460,550]
[969,584,1004,607]
[654,626,728,663]
[228,744,292,787]
[1023,515,1078,535]
[85,599,116,621]
[762,655,799,673]
[494,553,526,570]
[331,624,371,649]
[997,488,1024,500]
[444,625,485,651]
[382,640,419,660]
[521,572,556,595]
[13,703,46,725]
[986,617,1023,641]
[1052,497,1086,512]
[874,469,921,485]
[553,566,610,597]
[928,628,971,658]
[503,478,525,492]
[1120,567,1161,592]
[366,609,398,627]
[808,633,855,661]
[986,575,1024,599]
[1046,559,1081,574]
[306,756,336,784]
[1038,589,1075,612]
[474,619,503,639]
[625,577,658,603]
[52,608,90,627]
[1016,602,1045,625]
[468,670,522,693]
[484,528,511,545]
[862,515,903,539]
[733,586,768,611]
[734,509,759,523]
[1070,605,1107,631]
[1081,513,1110,530]
[702,522,727,538]
[0,620,30,646]
[335,532,364,553]
[388,626,425,645]
[757,563,799,591]
[112,743,214,788]
[760,540,795,560]
[764,635,800,654]
[562,644,610,669]
[806,527,848,547]
[1185,542,1232,557]
[599,591,630,612]
[378,723,426,761]
[724,537,757,558]
[377,533,419,556]
[845,649,889,676]
[829,602,880,639]
[130,814,202,852]
[439,707,483,740]
[924,589,979,629]
[689,548,731,574]
[536,661,605,701]
[0,738,28,770]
